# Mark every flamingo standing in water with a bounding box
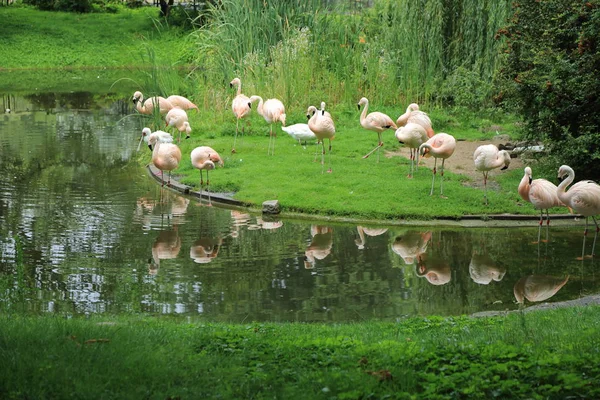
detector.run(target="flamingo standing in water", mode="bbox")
[307,102,336,173]
[518,166,566,243]
[166,94,198,111]
[417,133,456,196]
[396,103,434,138]
[473,144,511,205]
[556,165,600,258]
[165,108,191,142]
[249,95,286,156]
[357,97,397,161]
[395,123,428,178]
[191,146,224,206]
[132,91,173,115]
[148,133,182,186]
[230,78,252,153]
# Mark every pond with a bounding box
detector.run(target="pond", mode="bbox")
[1,84,599,322]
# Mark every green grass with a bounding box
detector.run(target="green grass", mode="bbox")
[0,6,188,70]
[138,105,539,221]
[2,307,599,399]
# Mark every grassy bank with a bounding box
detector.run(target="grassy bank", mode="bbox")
[2,308,599,399]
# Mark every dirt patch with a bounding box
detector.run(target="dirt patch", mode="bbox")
[385,135,524,187]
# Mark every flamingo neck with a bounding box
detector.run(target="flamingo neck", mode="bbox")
[517,173,531,202]
[359,101,368,125]
[556,170,574,204]
[236,81,242,96]
[135,96,145,113]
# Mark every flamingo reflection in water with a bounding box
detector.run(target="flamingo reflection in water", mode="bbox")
[513,275,569,305]
[355,226,388,250]
[229,210,252,238]
[469,253,506,285]
[391,231,432,265]
[135,193,189,229]
[416,254,451,286]
[190,237,223,264]
[304,225,333,269]
[148,229,181,275]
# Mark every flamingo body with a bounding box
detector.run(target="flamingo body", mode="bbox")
[166,95,198,111]
[230,78,252,152]
[165,108,191,142]
[249,95,286,155]
[514,275,569,304]
[148,133,182,186]
[307,102,336,173]
[396,103,434,138]
[473,144,511,204]
[395,123,428,178]
[357,97,397,161]
[518,166,565,227]
[418,132,456,196]
[132,91,173,115]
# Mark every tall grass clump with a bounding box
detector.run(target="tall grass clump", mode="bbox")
[191,0,511,114]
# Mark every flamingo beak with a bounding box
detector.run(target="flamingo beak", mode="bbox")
[229,83,233,88]
[148,144,153,151]
[357,104,361,110]
[248,102,252,109]
[501,166,508,170]
[528,177,532,184]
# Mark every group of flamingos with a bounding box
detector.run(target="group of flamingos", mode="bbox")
[133,78,600,252]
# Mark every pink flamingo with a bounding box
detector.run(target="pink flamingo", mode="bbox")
[249,95,286,156]
[357,97,398,161]
[147,133,181,186]
[417,132,456,196]
[514,275,569,304]
[166,94,198,111]
[304,225,333,269]
[557,165,600,258]
[132,91,173,115]
[230,78,252,153]
[396,103,434,138]
[307,102,336,173]
[395,123,428,178]
[165,108,191,142]
[191,146,224,206]
[473,144,511,205]
[518,166,566,243]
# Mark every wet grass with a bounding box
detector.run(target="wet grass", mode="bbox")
[1,307,599,399]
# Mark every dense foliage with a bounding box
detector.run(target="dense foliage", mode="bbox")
[498,0,600,179]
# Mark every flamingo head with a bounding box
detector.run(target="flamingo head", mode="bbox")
[229,77,240,88]
[279,113,286,127]
[132,91,142,104]
[357,97,368,110]
[306,105,317,119]
[499,150,511,170]
[557,165,572,182]
[524,166,532,185]
[141,127,151,137]
[209,153,224,167]
[183,122,192,139]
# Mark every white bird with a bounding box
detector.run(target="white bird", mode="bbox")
[473,144,511,205]
[138,127,172,152]
[249,95,286,156]
[191,146,224,206]
[307,102,336,173]
[147,133,182,186]
[417,133,456,196]
[165,108,191,142]
[230,78,252,153]
[395,122,428,178]
[396,103,434,138]
[357,97,398,162]
[166,95,198,111]
[132,91,173,115]
[281,123,316,146]
[557,165,600,258]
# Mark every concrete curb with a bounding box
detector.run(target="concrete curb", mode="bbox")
[146,164,583,227]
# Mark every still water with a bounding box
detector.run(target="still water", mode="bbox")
[0,90,598,322]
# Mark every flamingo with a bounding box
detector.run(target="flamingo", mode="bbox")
[166,94,198,111]
[137,127,172,152]
[281,123,316,146]
[191,146,224,206]
[307,102,336,173]
[249,95,286,156]
[165,107,191,142]
[230,78,252,153]
[132,91,173,115]
[415,254,451,286]
[417,133,456,196]
[557,165,600,258]
[391,231,432,264]
[513,275,569,304]
[190,237,222,264]
[357,97,398,161]
[473,144,511,205]
[396,103,434,138]
[518,166,566,243]
[395,123,428,178]
[147,133,181,186]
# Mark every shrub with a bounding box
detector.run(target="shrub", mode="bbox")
[498,1,600,179]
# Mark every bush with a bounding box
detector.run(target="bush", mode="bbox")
[22,0,123,13]
[498,1,600,179]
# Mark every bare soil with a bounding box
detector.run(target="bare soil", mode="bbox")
[385,135,524,189]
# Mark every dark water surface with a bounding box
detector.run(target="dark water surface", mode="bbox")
[1,89,599,322]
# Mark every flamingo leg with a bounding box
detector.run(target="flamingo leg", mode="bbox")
[544,210,550,243]
[377,132,382,163]
[429,157,438,196]
[483,172,488,205]
[198,170,204,204]
[206,170,212,206]
[591,216,599,257]
[314,140,320,162]
[363,142,383,159]
[327,138,333,173]
[321,140,326,174]
[440,159,446,197]
[232,118,240,153]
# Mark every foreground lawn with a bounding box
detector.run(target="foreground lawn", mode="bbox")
[2,307,600,399]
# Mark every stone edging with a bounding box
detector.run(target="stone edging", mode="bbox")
[146,164,582,227]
